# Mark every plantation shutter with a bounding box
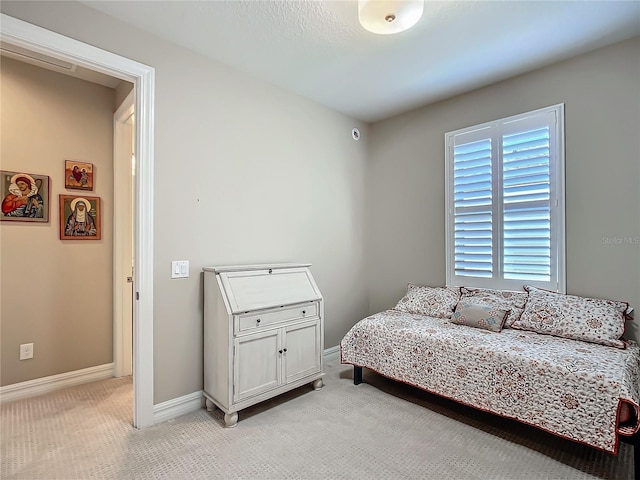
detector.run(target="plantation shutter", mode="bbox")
[446,105,565,292]
[452,128,494,279]
[502,120,551,282]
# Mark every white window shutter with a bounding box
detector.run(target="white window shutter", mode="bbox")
[453,137,493,278]
[502,125,551,282]
[446,105,565,292]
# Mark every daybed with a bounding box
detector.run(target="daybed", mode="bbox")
[340,284,640,474]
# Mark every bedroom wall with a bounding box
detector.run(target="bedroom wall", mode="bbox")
[0,57,115,386]
[0,1,370,403]
[367,36,640,342]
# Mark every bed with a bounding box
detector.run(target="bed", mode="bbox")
[340,284,640,474]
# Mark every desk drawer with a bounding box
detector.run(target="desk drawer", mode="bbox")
[236,303,318,333]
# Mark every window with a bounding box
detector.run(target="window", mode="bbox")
[445,104,565,292]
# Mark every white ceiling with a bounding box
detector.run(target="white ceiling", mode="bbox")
[81,0,640,123]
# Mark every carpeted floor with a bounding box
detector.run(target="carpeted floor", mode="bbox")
[1,358,634,479]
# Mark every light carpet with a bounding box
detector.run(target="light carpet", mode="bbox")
[1,358,633,479]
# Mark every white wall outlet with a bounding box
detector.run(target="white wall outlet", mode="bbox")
[20,343,34,360]
[171,260,189,279]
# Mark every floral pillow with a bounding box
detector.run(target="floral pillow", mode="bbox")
[393,284,460,319]
[451,301,510,332]
[511,285,629,348]
[459,287,528,328]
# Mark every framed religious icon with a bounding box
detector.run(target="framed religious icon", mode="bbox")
[59,195,101,240]
[64,160,94,191]
[1,170,50,222]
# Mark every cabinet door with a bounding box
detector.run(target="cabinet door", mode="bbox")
[234,329,281,402]
[283,320,321,384]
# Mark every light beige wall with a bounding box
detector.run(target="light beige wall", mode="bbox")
[0,57,115,385]
[0,1,370,403]
[114,80,134,110]
[367,37,640,341]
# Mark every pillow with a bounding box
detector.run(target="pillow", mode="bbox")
[451,301,510,332]
[393,284,460,319]
[459,287,528,327]
[511,285,629,348]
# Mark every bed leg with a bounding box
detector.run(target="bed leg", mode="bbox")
[354,366,362,385]
[633,434,640,480]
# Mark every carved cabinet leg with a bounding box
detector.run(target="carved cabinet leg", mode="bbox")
[205,398,214,412]
[224,412,238,428]
[312,378,323,390]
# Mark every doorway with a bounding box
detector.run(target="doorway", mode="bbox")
[0,13,155,428]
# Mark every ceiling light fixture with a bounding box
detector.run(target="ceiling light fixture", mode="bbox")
[358,0,424,35]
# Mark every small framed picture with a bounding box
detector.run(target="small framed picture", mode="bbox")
[65,160,94,190]
[1,170,50,222]
[59,195,101,240]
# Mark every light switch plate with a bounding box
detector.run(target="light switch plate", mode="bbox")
[171,260,189,279]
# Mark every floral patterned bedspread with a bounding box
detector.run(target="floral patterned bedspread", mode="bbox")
[340,309,640,453]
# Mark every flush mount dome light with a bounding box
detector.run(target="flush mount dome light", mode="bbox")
[358,0,424,35]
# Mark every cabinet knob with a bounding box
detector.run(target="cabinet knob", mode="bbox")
[302,310,306,315]
[256,319,261,324]
[283,348,287,353]
[278,349,283,354]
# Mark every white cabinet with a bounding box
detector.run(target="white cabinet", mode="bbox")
[203,264,324,427]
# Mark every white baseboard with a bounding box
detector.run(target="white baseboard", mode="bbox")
[0,363,114,404]
[153,390,204,425]
[0,349,342,417]
[324,345,340,362]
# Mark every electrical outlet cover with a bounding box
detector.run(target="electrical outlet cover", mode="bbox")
[20,343,34,360]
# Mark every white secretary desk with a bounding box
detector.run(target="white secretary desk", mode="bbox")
[203,264,324,427]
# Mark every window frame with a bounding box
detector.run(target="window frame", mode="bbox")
[444,104,566,293]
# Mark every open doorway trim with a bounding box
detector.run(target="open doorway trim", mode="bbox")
[1,13,155,428]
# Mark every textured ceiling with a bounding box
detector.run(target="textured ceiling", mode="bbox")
[81,0,640,123]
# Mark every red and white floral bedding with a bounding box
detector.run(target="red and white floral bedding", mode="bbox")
[340,309,640,453]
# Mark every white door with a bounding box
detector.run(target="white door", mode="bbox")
[113,91,135,377]
[234,329,281,401]
[284,320,321,384]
